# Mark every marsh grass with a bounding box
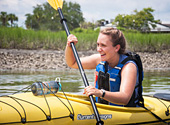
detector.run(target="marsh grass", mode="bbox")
[125,32,170,52]
[0,27,169,52]
[0,27,67,50]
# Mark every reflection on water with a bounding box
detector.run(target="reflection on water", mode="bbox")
[143,71,170,95]
[0,69,170,96]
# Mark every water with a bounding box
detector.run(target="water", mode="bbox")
[0,69,170,96]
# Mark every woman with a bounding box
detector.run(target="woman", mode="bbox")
[65,27,143,107]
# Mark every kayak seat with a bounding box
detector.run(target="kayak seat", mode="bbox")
[153,93,170,101]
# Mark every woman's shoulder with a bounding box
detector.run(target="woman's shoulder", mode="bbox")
[120,54,138,71]
[119,54,128,64]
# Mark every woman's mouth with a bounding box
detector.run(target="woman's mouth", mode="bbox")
[101,54,106,57]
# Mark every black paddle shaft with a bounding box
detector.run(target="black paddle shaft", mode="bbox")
[58,8,103,125]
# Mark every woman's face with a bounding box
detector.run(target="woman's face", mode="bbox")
[97,33,119,63]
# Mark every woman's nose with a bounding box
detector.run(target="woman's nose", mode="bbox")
[97,46,102,52]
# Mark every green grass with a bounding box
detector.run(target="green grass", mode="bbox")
[0,27,170,52]
[0,27,67,50]
[125,32,170,52]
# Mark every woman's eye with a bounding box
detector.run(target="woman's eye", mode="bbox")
[97,43,106,47]
[101,44,106,47]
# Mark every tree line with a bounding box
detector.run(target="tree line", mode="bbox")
[114,7,160,32]
[0,1,160,32]
[0,12,18,27]
[25,1,84,31]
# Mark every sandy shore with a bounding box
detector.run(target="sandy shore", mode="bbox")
[0,49,170,71]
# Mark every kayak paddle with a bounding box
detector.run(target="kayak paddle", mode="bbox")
[47,0,104,124]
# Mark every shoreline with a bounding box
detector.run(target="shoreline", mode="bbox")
[0,49,170,71]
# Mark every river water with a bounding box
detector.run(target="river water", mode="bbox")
[0,69,170,96]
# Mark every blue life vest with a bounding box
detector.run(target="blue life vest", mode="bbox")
[95,53,144,107]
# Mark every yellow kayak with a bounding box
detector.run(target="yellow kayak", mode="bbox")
[0,92,170,125]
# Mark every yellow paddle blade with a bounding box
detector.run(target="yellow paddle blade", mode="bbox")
[47,0,63,10]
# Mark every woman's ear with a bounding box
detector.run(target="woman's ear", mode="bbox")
[115,44,120,52]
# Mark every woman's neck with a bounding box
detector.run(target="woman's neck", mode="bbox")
[108,54,120,68]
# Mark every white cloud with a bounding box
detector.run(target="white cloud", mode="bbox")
[0,0,170,27]
[65,0,170,22]
[0,0,46,27]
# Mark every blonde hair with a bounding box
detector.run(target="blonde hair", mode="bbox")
[100,27,126,54]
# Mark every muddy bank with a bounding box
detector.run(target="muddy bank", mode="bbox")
[0,49,170,71]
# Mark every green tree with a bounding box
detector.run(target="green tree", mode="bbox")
[96,19,107,26]
[25,13,40,29]
[114,7,160,31]
[80,21,95,29]
[133,7,160,31]
[0,11,9,26]
[25,14,32,29]
[63,1,84,30]
[0,12,18,27]
[25,1,84,31]
[41,3,61,31]
[114,14,125,27]
[8,13,18,27]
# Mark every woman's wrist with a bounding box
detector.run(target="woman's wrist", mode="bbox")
[100,89,105,98]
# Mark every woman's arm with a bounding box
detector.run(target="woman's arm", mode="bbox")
[84,62,137,105]
[65,34,101,69]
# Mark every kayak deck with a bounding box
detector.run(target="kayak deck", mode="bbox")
[0,92,170,124]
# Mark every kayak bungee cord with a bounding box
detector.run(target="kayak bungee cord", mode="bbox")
[157,98,170,116]
[0,83,75,124]
[4,95,51,122]
[38,82,52,120]
[12,84,32,95]
[0,84,32,97]
[39,81,75,120]
[57,82,75,120]
[143,106,169,124]
[5,95,27,123]
[144,95,170,124]
[0,100,24,123]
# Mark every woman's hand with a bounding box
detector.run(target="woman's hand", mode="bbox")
[83,85,103,97]
[67,34,78,47]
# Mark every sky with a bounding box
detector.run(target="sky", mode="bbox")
[0,0,170,28]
